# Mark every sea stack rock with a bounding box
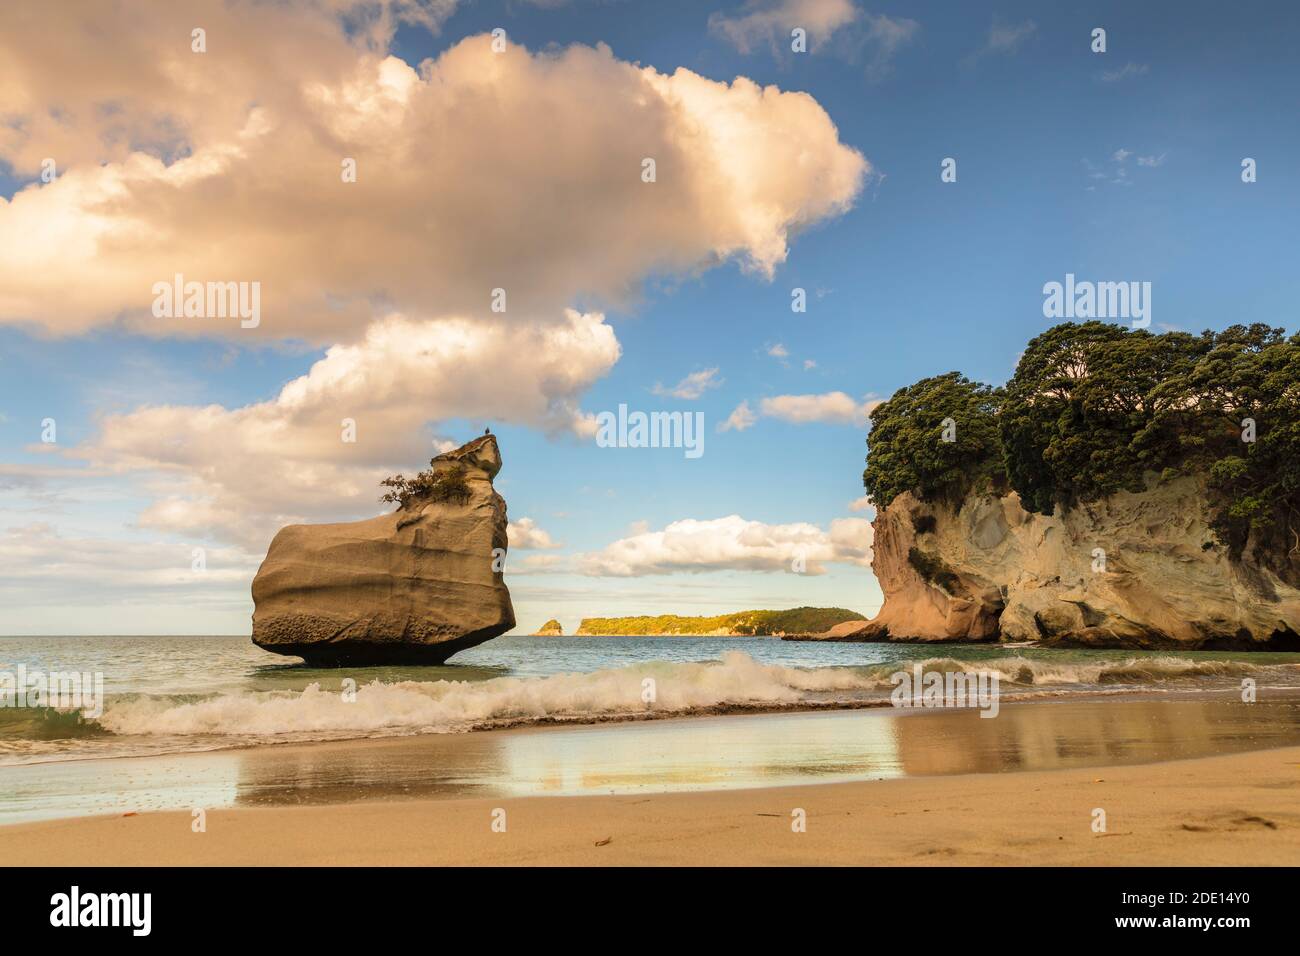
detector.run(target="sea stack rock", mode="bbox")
[534,619,564,636]
[251,435,515,665]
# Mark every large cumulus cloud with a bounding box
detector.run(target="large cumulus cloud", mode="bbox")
[0,2,867,341]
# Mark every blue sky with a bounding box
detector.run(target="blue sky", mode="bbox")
[1,0,1298,634]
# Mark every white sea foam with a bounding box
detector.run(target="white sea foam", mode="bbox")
[890,655,1278,687]
[91,651,1294,742]
[97,652,879,739]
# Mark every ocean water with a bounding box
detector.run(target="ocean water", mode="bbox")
[3,634,1300,767]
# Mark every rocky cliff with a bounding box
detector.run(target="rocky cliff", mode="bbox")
[535,619,564,636]
[251,435,515,665]
[838,475,1300,649]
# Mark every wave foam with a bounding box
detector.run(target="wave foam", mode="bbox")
[86,652,1296,742]
[97,652,879,739]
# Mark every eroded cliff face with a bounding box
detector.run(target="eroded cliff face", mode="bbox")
[848,476,1300,649]
[251,435,515,665]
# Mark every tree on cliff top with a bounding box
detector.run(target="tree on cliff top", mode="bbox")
[1145,323,1300,556]
[1000,322,1298,539]
[862,372,1004,509]
[1000,321,1208,514]
[865,321,1300,570]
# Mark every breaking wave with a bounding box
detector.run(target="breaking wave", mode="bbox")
[4,652,1296,763]
[97,652,877,739]
[92,652,1298,740]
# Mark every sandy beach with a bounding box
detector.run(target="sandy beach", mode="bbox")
[3,743,1297,866]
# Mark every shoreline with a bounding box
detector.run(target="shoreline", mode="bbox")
[783,631,1300,651]
[4,692,1300,844]
[0,680,1276,772]
[2,744,1297,865]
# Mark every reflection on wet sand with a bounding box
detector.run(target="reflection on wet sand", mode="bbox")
[3,695,1299,824]
[890,695,1300,776]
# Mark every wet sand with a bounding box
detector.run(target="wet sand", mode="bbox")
[2,691,1300,827]
[5,694,1300,826]
[2,743,1298,865]
[2,695,1300,865]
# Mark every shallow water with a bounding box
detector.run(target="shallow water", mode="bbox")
[3,695,1299,825]
[2,634,1299,766]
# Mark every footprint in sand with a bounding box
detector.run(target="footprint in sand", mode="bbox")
[1182,812,1278,832]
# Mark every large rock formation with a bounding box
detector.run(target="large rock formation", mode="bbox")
[251,435,515,665]
[534,619,564,636]
[837,475,1300,649]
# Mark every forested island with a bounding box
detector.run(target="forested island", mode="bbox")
[574,607,866,636]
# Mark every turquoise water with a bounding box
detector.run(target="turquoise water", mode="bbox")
[2,634,1299,765]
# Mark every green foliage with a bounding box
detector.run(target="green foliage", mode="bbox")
[866,321,1300,569]
[862,372,1005,508]
[1000,321,1211,513]
[575,607,866,636]
[380,463,472,509]
[1001,321,1300,556]
[907,547,960,594]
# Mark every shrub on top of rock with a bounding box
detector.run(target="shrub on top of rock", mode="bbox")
[380,463,472,509]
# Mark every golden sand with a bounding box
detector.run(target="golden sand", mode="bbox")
[3,744,1297,866]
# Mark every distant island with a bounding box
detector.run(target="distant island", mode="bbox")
[534,619,564,636]
[573,607,866,637]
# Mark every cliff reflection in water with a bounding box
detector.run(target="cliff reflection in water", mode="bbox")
[889,696,1300,777]
[230,695,1300,805]
[5,696,1299,825]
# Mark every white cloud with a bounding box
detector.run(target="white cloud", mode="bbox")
[579,514,873,576]
[510,553,570,575]
[969,19,1037,60]
[710,1,917,80]
[1100,62,1150,83]
[709,0,860,55]
[847,495,874,513]
[508,517,561,550]
[68,309,620,548]
[859,12,921,81]
[0,522,259,604]
[803,358,817,370]
[767,343,790,358]
[0,7,868,342]
[828,517,874,563]
[651,367,723,400]
[718,400,759,433]
[759,391,879,425]
[1085,148,1162,188]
